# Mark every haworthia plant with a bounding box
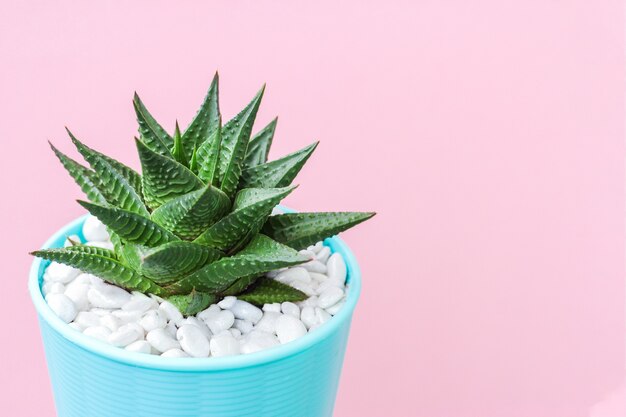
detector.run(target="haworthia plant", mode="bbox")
[31,73,375,316]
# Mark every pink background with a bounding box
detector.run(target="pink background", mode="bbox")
[1,1,624,416]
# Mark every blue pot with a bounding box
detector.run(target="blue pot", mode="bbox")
[29,215,362,417]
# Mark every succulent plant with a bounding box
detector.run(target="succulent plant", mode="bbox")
[32,73,374,315]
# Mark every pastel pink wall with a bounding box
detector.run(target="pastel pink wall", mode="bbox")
[0,1,623,416]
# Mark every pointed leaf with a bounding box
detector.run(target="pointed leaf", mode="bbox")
[262,211,376,250]
[182,73,221,160]
[122,241,223,283]
[32,247,164,294]
[238,142,318,190]
[237,278,307,305]
[79,200,179,247]
[217,86,265,197]
[136,138,204,209]
[69,130,148,216]
[151,185,231,240]
[194,186,295,251]
[170,122,187,166]
[166,235,308,295]
[49,142,107,204]
[196,117,222,184]
[133,92,173,156]
[166,291,216,316]
[243,117,277,169]
[220,274,261,296]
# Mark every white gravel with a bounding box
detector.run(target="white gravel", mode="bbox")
[42,215,350,358]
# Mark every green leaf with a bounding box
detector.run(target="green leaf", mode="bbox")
[151,185,231,240]
[166,291,216,316]
[170,122,187,166]
[243,117,277,169]
[238,142,318,190]
[133,92,173,156]
[69,129,147,216]
[78,200,179,247]
[196,117,222,184]
[49,142,107,204]
[237,278,307,305]
[32,247,164,294]
[135,138,204,210]
[182,73,221,161]
[194,185,295,251]
[165,234,308,295]
[220,274,261,296]
[122,241,222,283]
[262,211,376,250]
[217,86,265,197]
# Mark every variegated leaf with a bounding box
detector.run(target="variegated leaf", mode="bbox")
[32,246,164,294]
[133,92,173,156]
[151,185,231,240]
[79,200,179,247]
[262,211,376,250]
[196,117,222,184]
[135,138,204,209]
[49,142,107,204]
[237,278,307,305]
[238,142,318,190]
[182,73,221,160]
[243,117,277,169]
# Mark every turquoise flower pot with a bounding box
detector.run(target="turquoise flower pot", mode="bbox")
[29,214,362,417]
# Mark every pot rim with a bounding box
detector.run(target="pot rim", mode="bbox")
[29,213,362,371]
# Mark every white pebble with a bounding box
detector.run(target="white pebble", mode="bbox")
[298,295,319,308]
[100,314,121,332]
[327,253,347,284]
[90,308,112,316]
[275,315,307,344]
[73,273,94,285]
[325,300,345,315]
[233,319,254,335]
[230,328,242,338]
[146,328,180,353]
[88,284,131,309]
[82,215,109,241]
[125,340,151,354]
[255,311,280,334]
[68,322,83,331]
[165,321,177,338]
[203,310,235,334]
[262,303,281,313]
[315,246,331,264]
[210,332,241,357]
[177,325,210,358]
[122,294,158,313]
[46,293,77,323]
[64,281,90,311]
[275,267,311,285]
[240,331,280,354]
[178,317,212,338]
[229,300,263,324]
[139,310,166,332]
[161,348,189,358]
[44,262,80,283]
[289,281,316,296]
[86,241,115,251]
[217,296,236,309]
[281,302,300,319]
[74,311,101,328]
[317,287,344,309]
[300,306,317,329]
[197,304,221,322]
[315,307,332,325]
[111,309,143,324]
[309,272,328,283]
[108,323,142,347]
[83,325,111,342]
[298,249,316,259]
[43,282,65,296]
[158,301,183,324]
[302,260,327,274]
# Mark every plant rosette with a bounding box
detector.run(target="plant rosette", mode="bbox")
[29,74,374,417]
[42,213,350,357]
